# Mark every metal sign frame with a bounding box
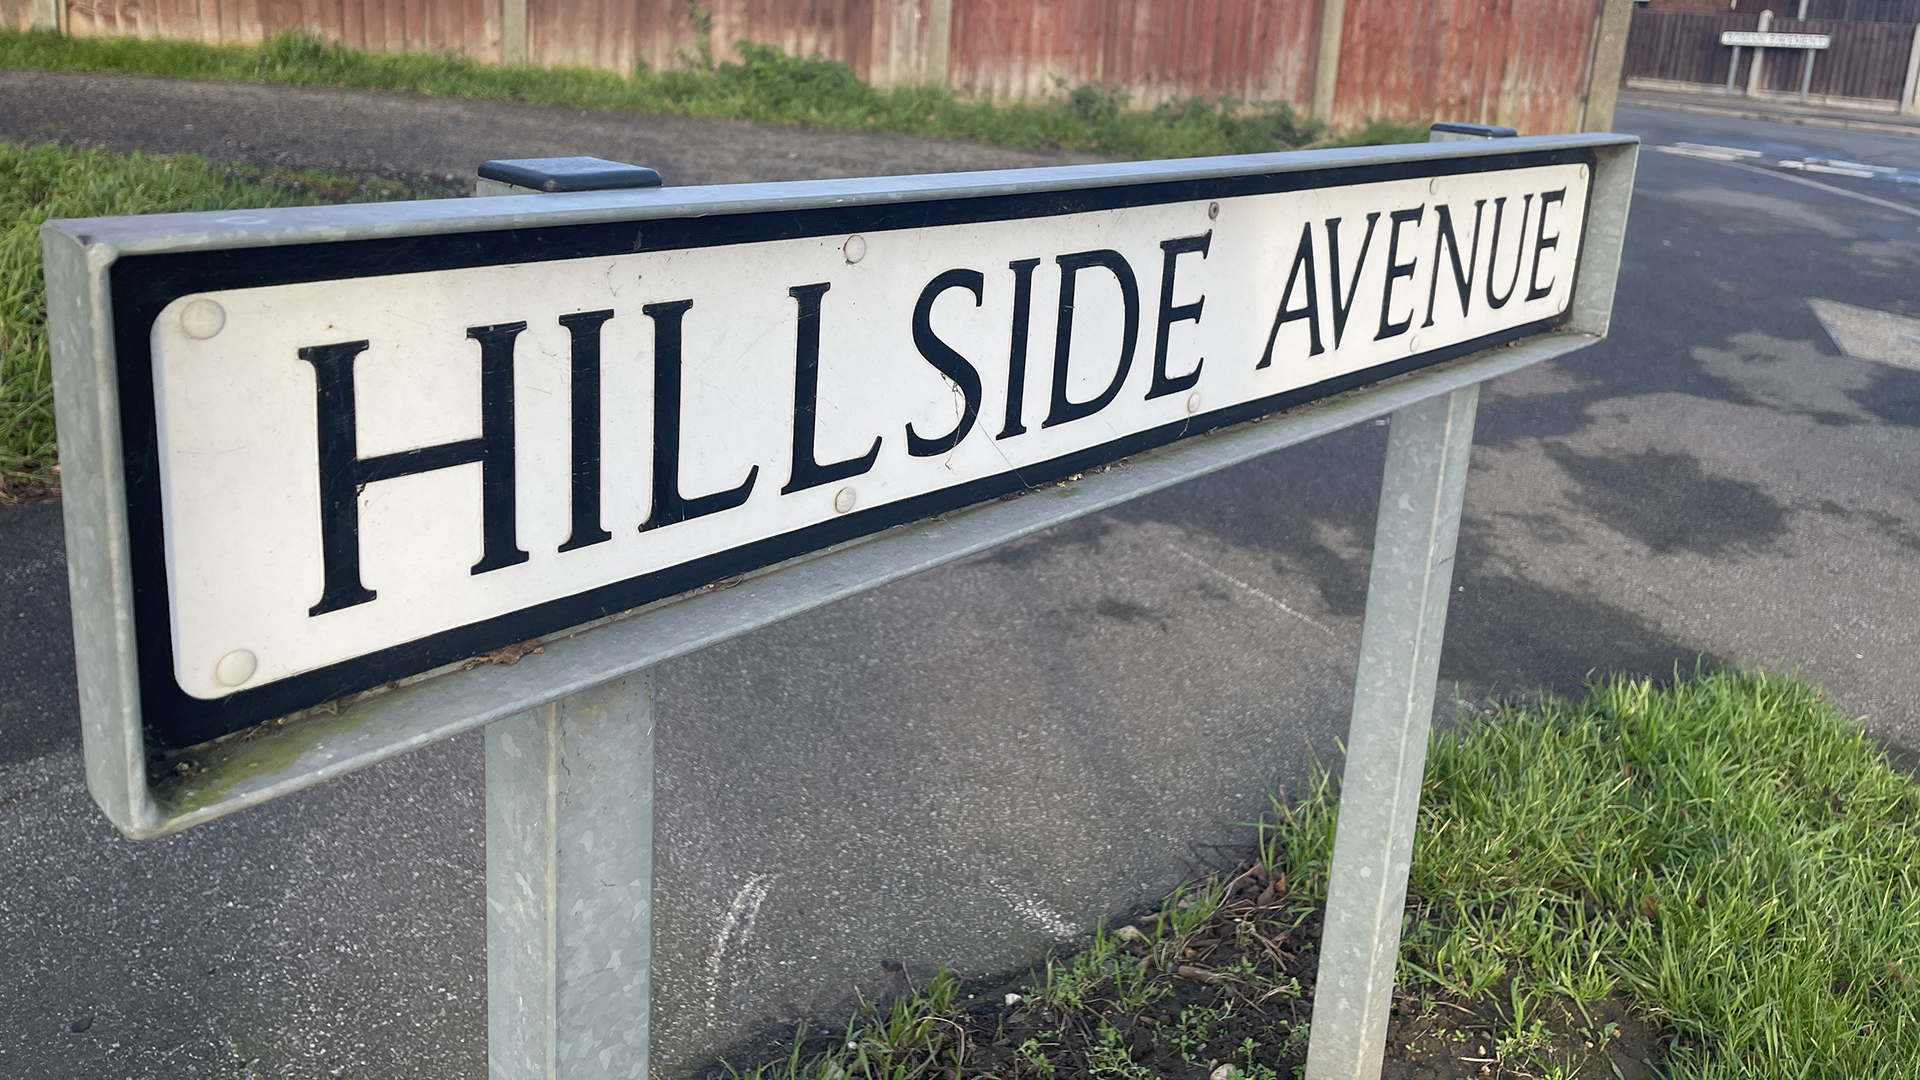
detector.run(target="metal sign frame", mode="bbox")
[43,132,1636,1080]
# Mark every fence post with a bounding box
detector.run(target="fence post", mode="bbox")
[1582,0,1635,131]
[29,0,60,32]
[1747,9,1773,96]
[1311,0,1348,123]
[927,0,952,87]
[1903,21,1920,117]
[502,0,528,64]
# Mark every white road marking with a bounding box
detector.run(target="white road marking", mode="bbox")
[705,873,775,1031]
[1808,298,1920,370]
[989,879,1078,939]
[1655,142,1765,161]
[1727,161,1920,220]
[1166,543,1339,638]
[1782,160,1877,178]
[1654,142,1920,220]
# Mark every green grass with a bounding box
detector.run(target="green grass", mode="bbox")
[0,28,1404,160]
[0,142,421,497]
[1271,667,1920,1077]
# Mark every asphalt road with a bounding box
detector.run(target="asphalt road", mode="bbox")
[5,71,1920,1079]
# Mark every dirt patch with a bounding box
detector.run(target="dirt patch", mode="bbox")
[711,859,1672,1080]
[0,476,58,507]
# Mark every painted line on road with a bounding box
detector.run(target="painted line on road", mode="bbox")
[1808,297,1920,369]
[1165,544,1339,638]
[1724,160,1920,220]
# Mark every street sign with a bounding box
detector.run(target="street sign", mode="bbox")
[49,143,1598,754]
[46,134,1637,1080]
[1720,30,1831,49]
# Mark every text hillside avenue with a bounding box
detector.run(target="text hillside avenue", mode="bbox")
[136,160,1588,736]
[297,194,1562,616]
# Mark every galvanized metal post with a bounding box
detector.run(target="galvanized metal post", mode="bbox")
[1799,48,1815,104]
[1304,383,1480,1080]
[475,154,663,1078]
[1726,45,1742,95]
[487,673,656,1080]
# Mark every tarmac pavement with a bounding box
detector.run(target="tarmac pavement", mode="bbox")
[4,71,1920,1079]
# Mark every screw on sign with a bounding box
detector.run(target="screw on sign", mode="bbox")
[40,134,1635,1079]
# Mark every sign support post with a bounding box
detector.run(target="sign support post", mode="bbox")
[486,672,656,1080]
[472,159,667,1080]
[1303,384,1479,1080]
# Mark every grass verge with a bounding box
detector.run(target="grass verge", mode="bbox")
[0,141,423,500]
[0,28,1426,159]
[716,669,1920,1079]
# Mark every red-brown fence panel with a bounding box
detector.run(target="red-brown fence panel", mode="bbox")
[528,0,701,79]
[65,0,501,60]
[945,0,1319,109]
[1333,0,1599,135]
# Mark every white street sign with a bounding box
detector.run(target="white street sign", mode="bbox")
[151,163,1586,711]
[1721,30,1831,49]
[44,138,1625,770]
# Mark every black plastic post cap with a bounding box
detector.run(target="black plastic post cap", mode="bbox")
[1427,122,1519,140]
[477,156,664,192]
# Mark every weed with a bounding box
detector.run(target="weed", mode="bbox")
[1083,1021,1153,1080]
[1169,1003,1220,1063]
[722,967,966,1080]
[1014,1036,1053,1077]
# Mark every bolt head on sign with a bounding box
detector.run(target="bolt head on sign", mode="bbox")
[40,138,1621,785]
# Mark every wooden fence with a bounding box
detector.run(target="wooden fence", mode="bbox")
[945,0,1318,111]
[50,0,1620,134]
[1623,9,1759,86]
[1334,0,1602,137]
[1806,0,1920,22]
[1623,6,1919,103]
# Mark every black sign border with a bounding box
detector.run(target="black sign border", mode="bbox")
[111,147,1594,748]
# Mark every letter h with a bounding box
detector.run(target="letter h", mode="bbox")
[298,324,529,617]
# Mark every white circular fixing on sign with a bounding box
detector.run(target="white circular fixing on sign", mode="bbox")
[213,649,257,687]
[842,235,867,264]
[1579,164,1589,180]
[1184,392,1202,415]
[1408,335,1421,353]
[833,487,857,513]
[1207,202,1219,220]
[179,299,226,340]
[1428,177,1438,195]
